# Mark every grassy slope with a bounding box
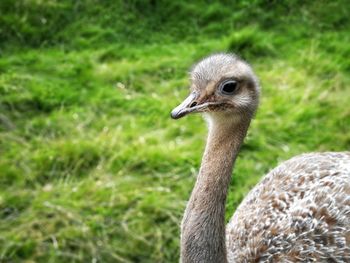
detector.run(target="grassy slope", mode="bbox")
[1,1,350,262]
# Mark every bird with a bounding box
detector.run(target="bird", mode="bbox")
[170,53,350,263]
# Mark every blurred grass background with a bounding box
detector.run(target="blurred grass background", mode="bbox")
[0,0,349,262]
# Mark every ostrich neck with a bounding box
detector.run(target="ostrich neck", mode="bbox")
[181,116,249,263]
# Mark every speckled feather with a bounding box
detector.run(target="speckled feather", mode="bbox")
[227,152,350,262]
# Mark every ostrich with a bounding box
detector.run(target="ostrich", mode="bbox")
[171,53,350,262]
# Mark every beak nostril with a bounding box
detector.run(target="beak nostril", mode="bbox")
[190,101,197,108]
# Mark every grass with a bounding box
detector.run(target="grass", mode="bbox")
[0,0,350,262]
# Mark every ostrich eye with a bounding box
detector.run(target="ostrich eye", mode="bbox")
[220,80,238,95]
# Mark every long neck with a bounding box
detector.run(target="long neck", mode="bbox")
[181,115,250,263]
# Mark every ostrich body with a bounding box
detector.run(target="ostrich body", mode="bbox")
[171,54,350,262]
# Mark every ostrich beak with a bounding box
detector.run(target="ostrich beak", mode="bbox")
[171,92,199,119]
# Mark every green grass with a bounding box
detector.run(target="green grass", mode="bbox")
[1,0,350,262]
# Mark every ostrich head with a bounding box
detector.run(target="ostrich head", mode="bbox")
[171,53,260,123]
